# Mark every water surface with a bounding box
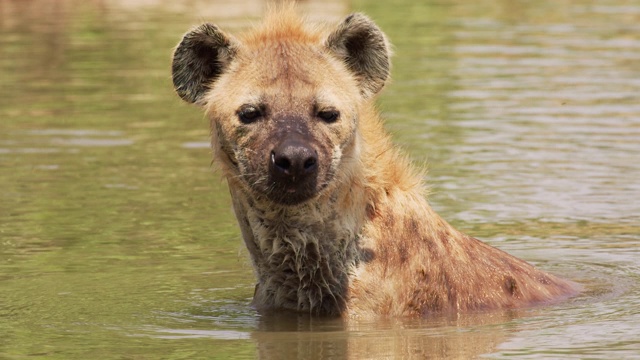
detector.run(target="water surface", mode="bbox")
[1,0,639,358]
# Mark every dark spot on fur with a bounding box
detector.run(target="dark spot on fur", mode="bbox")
[404,217,419,236]
[397,242,408,264]
[422,234,436,256]
[234,125,250,139]
[438,229,451,250]
[504,276,518,296]
[377,242,391,276]
[426,291,444,312]
[359,247,375,263]
[365,203,376,220]
[405,268,444,314]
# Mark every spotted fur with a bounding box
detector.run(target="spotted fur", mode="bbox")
[172,5,578,318]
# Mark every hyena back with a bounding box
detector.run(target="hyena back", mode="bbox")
[172,7,578,318]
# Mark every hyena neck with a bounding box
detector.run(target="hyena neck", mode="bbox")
[231,186,366,316]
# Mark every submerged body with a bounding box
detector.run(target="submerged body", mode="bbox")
[172,7,578,318]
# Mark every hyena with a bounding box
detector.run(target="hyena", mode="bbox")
[171,7,578,318]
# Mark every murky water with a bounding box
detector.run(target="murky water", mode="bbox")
[1,0,639,358]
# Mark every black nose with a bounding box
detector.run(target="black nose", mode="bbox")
[270,138,318,182]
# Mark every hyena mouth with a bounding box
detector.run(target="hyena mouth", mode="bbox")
[264,136,321,205]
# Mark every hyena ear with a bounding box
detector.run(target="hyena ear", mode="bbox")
[172,23,237,105]
[326,13,391,98]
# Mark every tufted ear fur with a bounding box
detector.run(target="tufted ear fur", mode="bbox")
[172,23,237,105]
[326,13,391,98]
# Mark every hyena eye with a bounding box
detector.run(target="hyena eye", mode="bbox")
[237,105,263,124]
[317,108,340,123]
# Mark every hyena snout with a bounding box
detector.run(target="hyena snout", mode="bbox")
[270,136,318,183]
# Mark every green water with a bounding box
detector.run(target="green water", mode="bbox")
[1,0,639,358]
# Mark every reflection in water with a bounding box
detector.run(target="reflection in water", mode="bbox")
[251,311,522,359]
[1,0,639,359]
[146,309,525,358]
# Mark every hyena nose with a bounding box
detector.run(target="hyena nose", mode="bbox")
[270,138,318,182]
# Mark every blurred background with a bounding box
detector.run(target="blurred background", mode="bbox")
[1,0,639,358]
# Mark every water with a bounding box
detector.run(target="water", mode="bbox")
[1,0,639,358]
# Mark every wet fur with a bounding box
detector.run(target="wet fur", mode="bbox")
[172,6,578,318]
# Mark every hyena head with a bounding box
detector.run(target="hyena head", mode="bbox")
[172,9,390,206]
